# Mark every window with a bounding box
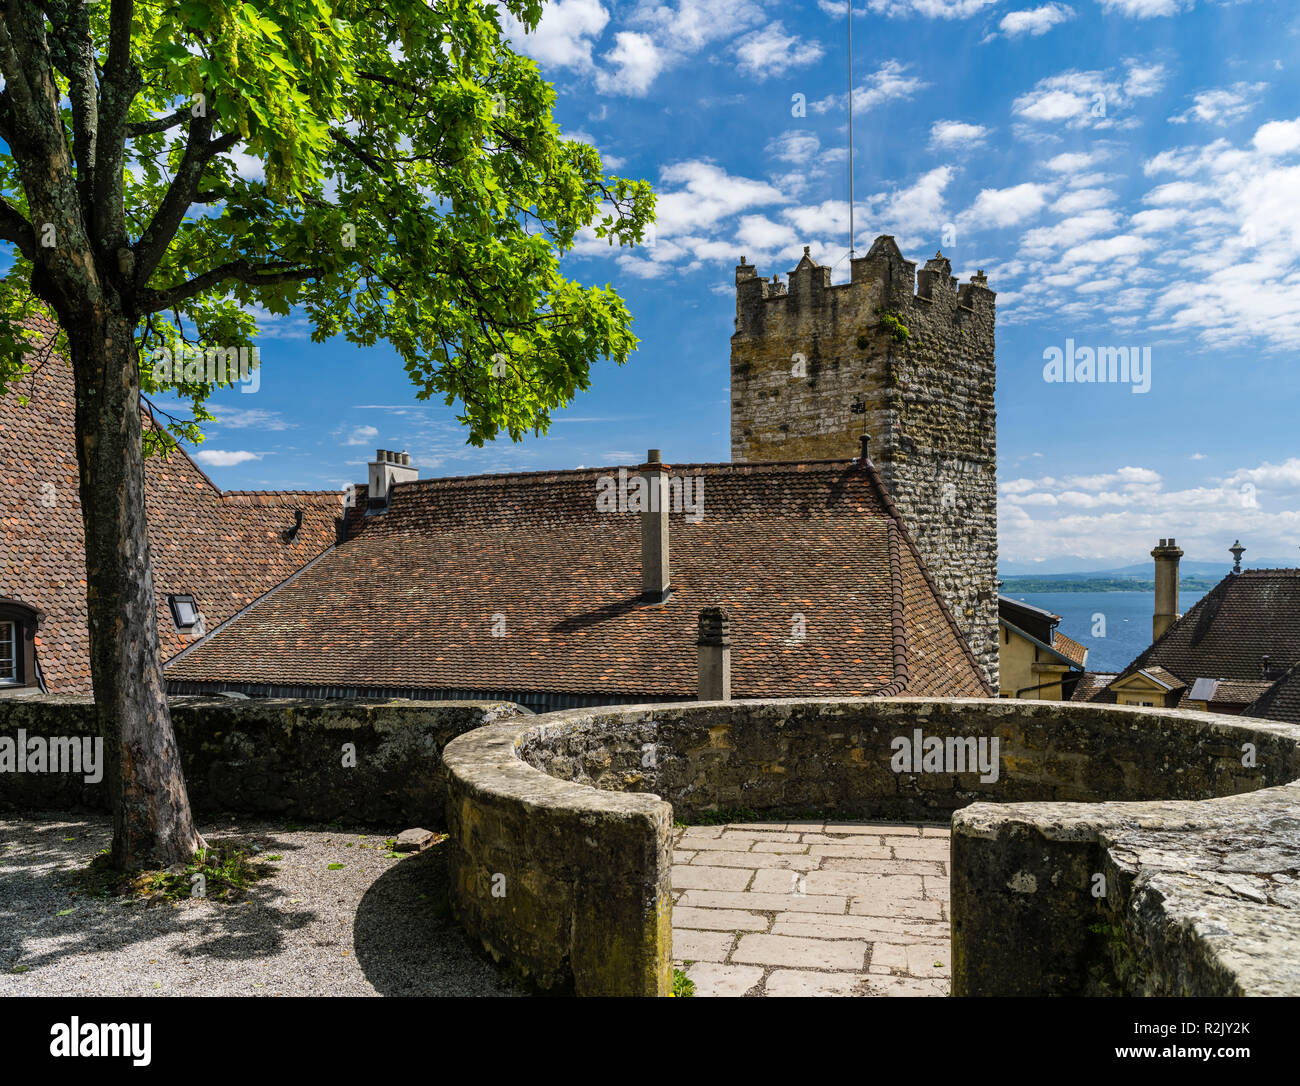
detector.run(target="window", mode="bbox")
[0,621,16,684]
[168,594,200,630]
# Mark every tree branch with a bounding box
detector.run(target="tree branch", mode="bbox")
[91,0,141,253]
[0,194,36,258]
[136,258,321,314]
[132,125,238,286]
[127,106,190,138]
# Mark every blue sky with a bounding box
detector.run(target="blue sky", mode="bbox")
[140,1,1300,568]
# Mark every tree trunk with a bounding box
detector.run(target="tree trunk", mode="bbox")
[66,304,205,869]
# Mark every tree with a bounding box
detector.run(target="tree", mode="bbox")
[0,0,654,869]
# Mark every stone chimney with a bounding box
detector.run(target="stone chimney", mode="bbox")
[641,449,670,602]
[367,448,417,510]
[697,606,731,701]
[1151,537,1183,641]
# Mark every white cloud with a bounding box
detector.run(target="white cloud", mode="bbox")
[1051,187,1115,214]
[997,4,1075,38]
[765,131,823,165]
[1021,209,1120,255]
[194,450,262,467]
[594,32,666,96]
[878,166,956,236]
[343,425,380,446]
[1000,456,1300,566]
[628,0,764,52]
[958,183,1051,230]
[812,60,927,114]
[733,22,824,79]
[929,120,990,150]
[1253,118,1300,155]
[1045,149,1109,174]
[1169,82,1267,126]
[499,0,610,70]
[865,0,999,16]
[654,161,788,235]
[1013,63,1164,129]
[1097,0,1190,16]
[211,408,295,431]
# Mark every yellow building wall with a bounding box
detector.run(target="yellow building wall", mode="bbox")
[998,625,1071,700]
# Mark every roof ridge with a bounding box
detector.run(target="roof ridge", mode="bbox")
[874,521,910,697]
[386,458,863,490]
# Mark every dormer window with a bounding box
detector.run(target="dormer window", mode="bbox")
[168,594,200,631]
[0,621,17,684]
[0,599,42,691]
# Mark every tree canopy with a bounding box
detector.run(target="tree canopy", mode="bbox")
[0,0,655,447]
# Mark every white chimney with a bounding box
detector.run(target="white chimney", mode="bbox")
[367,448,417,510]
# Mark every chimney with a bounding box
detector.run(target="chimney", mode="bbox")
[1151,537,1183,641]
[697,606,731,701]
[641,449,670,602]
[367,448,417,511]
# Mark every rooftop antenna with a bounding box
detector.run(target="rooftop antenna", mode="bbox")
[847,3,856,259]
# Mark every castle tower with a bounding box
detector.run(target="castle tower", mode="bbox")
[731,237,999,688]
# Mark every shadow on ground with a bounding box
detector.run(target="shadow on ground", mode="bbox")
[352,844,524,996]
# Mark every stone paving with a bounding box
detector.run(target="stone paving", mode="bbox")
[671,821,950,997]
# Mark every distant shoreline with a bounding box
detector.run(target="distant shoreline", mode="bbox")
[1000,577,1220,594]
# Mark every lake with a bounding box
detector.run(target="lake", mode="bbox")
[1008,589,1209,674]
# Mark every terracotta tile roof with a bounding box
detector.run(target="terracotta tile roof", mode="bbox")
[1081,568,1300,712]
[167,456,992,700]
[0,319,342,693]
[1069,672,1117,702]
[1052,631,1088,668]
[1207,679,1276,705]
[1244,662,1300,725]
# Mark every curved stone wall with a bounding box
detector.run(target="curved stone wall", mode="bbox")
[443,697,1300,996]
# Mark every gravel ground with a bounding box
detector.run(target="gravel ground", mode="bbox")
[0,813,524,997]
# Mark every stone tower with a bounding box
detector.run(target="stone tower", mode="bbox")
[730,236,998,688]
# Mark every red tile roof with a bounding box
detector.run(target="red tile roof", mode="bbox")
[1052,631,1088,668]
[0,319,342,693]
[167,456,992,701]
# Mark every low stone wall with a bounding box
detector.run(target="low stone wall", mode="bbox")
[443,720,673,996]
[443,697,1300,996]
[0,696,525,826]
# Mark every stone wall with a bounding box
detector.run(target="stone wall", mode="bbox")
[0,696,524,826]
[445,697,1300,996]
[730,238,998,687]
[442,719,673,996]
[952,778,1300,996]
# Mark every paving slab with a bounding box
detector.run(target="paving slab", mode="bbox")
[672,906,769,932]
[670,820,951,997]
[763,969,869,996]
[672,928,734,962]
[684,962,764,997]
[671,865,755,891]
[732,934,868,971]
